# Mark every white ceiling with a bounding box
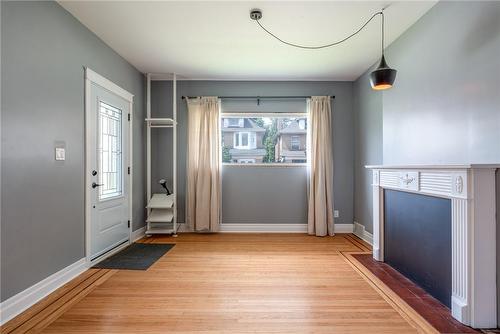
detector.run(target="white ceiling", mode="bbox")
[59,1,437,81]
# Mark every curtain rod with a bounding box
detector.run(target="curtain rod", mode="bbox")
[181,95,335,100]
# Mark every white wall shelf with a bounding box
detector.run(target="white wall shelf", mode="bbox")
[145,118,176,128]
[145,73,178,236]
[147,194,174,209]
[146,209,174,223]
[146,226,175,234]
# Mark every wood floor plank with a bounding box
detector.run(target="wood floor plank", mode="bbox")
[342,252,438,334]
[1,269,101,334]
[25,270,117,333]
[344,234,372,252]
[39,234,419,334]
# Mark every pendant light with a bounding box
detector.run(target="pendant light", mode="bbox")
[250,8,397,90]
[369,11,397,90]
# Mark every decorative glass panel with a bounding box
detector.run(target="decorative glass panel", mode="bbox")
[98,101,123,200]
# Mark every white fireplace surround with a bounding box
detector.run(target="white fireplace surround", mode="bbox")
[366,164,497,329]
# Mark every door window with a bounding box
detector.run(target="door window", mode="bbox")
[98,101,123,200]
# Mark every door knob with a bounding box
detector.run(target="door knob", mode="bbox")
[92,182,104,188]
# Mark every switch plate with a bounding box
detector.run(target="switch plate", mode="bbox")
[55,147,66,161]
[334,210,339,218]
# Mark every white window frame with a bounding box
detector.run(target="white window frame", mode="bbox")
[221,112,308,168]
[224,118,245,128]
[233,131,257,150]
[236,118,245,127]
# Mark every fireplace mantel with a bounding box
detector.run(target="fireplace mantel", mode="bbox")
[366,164,498,328]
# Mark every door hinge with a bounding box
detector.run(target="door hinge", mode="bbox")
[127,166,131,174]
[128,113,131,121]
[128,220,130,228]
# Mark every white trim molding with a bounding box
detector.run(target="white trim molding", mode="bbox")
[0,258,88,325]
[353,221,373,245]
[220,223,307,233]
[334,223,354,233]
[366,164,498,328]
[222,163,307,168]
[132,226,146,242]
[218,223,354,233]
[85,68,134,102]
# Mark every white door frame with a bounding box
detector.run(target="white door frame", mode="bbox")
[84,68,134,264]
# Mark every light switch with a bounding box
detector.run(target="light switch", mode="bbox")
[55,147,66,161]
[334,210,340,218]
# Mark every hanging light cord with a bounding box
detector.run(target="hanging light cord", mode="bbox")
[255,10,384,50]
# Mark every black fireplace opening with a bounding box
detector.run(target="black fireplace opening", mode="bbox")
[384,189,452,308]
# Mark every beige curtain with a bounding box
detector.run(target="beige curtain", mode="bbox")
[307,96,334,236]
[186,97,221,232]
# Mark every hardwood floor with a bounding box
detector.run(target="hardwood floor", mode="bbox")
[3,234,423,333]
[1,270,116,334]
[348,253,478,334]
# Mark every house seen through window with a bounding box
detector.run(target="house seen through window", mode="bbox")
[221,115,308,164]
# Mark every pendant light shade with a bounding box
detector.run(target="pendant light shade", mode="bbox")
[370,11,397,91]
[370,55,397,90]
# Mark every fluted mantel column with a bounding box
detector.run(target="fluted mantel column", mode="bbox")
[366,164,498,329]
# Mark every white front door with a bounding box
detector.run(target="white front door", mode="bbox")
[88,81,130,260]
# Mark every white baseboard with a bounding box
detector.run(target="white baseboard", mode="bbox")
[218,223,354,233]
[0,258,88,325]
[132,226,146,242]
[220,223,307,233]
[353,221,373,245]
[177,223,190,233]
[334,223,354,233]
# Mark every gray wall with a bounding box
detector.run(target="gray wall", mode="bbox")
[383,1,500,164]
[1,1,146,301]
[222,166,308,224]
[353,2,500,324]
[151,81,353,226]
[353,69,382,234]
[353,1,500,233]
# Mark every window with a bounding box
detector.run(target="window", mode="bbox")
[298,119,306,130]
[98,101,123,200]
[224,118,244,128]
[234,132,256,149]
[221,115,307,165]
[291,136,300,151]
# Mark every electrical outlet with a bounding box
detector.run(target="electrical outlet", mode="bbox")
[334,210,340,218]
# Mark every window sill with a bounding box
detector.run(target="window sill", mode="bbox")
[222,163,308,168]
